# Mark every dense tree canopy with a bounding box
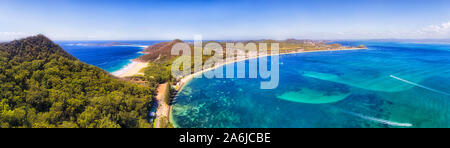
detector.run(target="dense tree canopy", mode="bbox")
[0,35,154,128]
[143,61,172,85]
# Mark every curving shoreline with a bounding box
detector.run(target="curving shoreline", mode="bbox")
[112,46,149,78]
[112,60,148,77]
[169,47,367,128]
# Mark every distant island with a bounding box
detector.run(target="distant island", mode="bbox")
[65,42,135,47]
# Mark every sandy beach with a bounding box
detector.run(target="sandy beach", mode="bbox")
[110,45,149,78]
[112,60,148,77]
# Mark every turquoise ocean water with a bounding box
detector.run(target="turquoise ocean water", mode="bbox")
[172,41,450,128]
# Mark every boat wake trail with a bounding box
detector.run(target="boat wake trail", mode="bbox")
[390,75,450,96]
[342,110,413,127]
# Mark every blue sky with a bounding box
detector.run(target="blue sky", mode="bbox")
[1,0,450,40]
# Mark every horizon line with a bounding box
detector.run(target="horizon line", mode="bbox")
[3,37,450,43]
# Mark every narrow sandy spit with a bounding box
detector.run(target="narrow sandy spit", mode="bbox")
[154,82,170,128]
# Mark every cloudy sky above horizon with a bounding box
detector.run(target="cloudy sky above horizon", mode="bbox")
[1,0,450,41]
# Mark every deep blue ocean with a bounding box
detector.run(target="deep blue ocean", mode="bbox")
[172,41,450,128]
[57,41,163,73]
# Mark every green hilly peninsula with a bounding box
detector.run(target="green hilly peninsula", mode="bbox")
[0,35,154,128]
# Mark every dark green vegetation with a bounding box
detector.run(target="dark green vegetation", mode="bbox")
[0,35,154,128]
[142,60,173,87]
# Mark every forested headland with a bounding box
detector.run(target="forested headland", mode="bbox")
[0,35,154,128]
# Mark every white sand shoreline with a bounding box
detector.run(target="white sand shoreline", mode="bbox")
[112,60,148,77]
[111,45,149,78]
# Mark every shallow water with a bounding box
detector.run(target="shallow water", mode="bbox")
[172,41,450,128]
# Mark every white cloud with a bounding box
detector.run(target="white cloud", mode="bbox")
[0,32,35,41]
[422,22,450,34]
